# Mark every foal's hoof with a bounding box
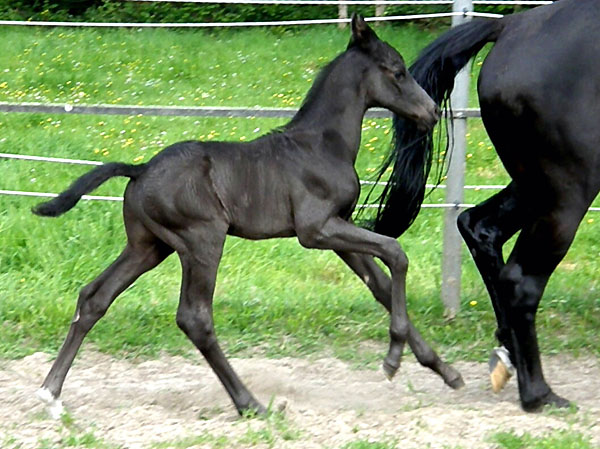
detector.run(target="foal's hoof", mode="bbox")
[489,347,514,393]
[36,387,64,420]
[444,369,465,390]
[239,400,268,418]
[522,391,572,413]
[382,359,399,381]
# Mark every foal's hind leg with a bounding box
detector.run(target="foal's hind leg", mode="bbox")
[336,251,464,389]
[174,227,265,415]
[38,234,172,417]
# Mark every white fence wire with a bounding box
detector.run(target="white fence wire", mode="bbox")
[0,0,568,212]
[3,153,599,212]
[0,0,554,28]
[0,12,503,28]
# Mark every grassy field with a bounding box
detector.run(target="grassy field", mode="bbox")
[0,23,599,367]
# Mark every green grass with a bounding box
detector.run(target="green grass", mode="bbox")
[491,429,595,449]
[0,25,599,366]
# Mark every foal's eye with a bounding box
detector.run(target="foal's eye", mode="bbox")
[394,70,406,80]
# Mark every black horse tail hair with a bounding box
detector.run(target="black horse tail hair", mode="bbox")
[370,18,504,238]
[32,162,147,217]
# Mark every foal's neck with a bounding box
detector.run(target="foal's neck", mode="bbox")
[286,51,369,160]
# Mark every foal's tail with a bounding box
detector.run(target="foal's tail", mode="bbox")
[372,18,505,238]
[32,162,147,217]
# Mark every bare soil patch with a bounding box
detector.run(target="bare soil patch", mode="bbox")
[1,351,598,448]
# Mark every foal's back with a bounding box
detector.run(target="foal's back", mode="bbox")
[123,128,359,240]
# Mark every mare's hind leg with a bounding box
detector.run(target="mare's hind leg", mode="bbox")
[457,183,524,390]
[174,227,265,415]
[498,203,586,411]
[336,251,464,389]
[38,226,172,418]
[457,183,523,335]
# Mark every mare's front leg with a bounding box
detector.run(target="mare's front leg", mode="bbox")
[495,201,585,411]
[296,215,413,381]
[335,251,463,389]
[174,225,265,416]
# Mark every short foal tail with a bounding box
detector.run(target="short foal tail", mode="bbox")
[373,18,504,238]
[32,162,147,217]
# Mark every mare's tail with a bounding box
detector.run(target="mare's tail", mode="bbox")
[32,162,147,217]
[372,18,504,238]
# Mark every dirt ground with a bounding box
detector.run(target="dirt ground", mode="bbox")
[1,350,598,449]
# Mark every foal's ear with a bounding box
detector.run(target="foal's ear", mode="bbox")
[349,13,378,50]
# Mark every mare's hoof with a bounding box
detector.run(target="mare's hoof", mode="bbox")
[522,391,572,413]
[36,387,64,420]
[382,359,399,381]
[489,347,514,393]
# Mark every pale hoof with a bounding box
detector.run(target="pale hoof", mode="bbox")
[489,347,515,393]
[36,387,64,419]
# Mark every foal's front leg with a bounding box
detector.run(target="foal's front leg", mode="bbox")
[297,216,412,379]
[335,251,464,389]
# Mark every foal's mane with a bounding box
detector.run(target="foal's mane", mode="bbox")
[283,47,361,131]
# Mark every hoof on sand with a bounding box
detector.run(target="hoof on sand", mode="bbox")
[36,388,64,420]
[446,373,465,390]
[489,347,514,393]
[382,360,399,381]
[522,391,572,413]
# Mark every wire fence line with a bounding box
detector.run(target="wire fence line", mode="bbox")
[0,189,481,209]
[0,102,481,119]
[0,151,503,189]
[3,153,600,212]
[0,12,505,28]
[1,152,501,189]
[3,187,599,212]
[0,0,553,210]
[0,0,554,28]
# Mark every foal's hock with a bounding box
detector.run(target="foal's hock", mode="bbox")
[34,14,461,418]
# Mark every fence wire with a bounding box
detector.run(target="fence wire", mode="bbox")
[0,0,559,210]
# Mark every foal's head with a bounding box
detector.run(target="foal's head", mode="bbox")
[348,14,439,131]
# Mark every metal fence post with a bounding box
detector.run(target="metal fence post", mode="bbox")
[440,0,473,319]
[338,0,348,28]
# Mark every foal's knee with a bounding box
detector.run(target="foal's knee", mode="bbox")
[388,243,408,275]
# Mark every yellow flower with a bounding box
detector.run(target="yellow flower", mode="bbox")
[469,300,478,307]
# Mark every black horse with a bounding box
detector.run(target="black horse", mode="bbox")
[369,0,600,411]
[33,15,463,418]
